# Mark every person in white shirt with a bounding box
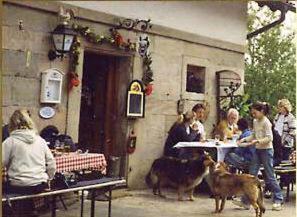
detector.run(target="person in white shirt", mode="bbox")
[2,109,56,216]
[191,104,207,141]
[274,99,296,160]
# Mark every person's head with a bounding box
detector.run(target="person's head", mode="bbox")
[227,108,239,125]
[192,104,206,121]
[177,111,195,126]
[8,109,36,133]
[277,98,292,115]
[250,102,270,119]
[237,118,249,132]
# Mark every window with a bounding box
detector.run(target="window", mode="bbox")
[186,65,205,94]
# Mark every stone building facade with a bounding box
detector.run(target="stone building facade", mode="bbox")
[2,0,246,188]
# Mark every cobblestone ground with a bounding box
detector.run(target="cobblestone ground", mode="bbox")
[39,188,296,217]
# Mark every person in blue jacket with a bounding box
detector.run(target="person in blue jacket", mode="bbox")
[224,118,255,170]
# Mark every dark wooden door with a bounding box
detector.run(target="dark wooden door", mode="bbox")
[79,52,116,157]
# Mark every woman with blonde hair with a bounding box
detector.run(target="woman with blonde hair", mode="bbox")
[163,111,200,158]
[2,109,56,216]
[274,98,296,160]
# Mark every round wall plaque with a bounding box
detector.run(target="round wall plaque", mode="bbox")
[39,106,55,119]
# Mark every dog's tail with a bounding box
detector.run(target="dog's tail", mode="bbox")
[256,179,266,214]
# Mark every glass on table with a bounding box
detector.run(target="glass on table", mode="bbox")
[214,134,220,145]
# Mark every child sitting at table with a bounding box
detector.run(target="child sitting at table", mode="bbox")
[2,109,56,216]
[224,118,255,171]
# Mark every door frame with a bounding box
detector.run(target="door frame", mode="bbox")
[66,42,134,178]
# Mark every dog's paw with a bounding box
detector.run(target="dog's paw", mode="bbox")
[189,197,195,201]
[211,211,220,214]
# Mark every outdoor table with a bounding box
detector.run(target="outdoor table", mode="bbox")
[55,152,107,174]
[174,140,238,161]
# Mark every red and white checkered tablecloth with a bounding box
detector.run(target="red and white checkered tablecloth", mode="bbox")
[55,153,107,174]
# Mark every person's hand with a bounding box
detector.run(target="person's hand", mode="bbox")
[250,139,259,145]
[191,123,199,131]
[237,139,243,145]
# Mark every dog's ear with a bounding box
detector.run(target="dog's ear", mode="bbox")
[219,161,229,171]
[203,157,215,167]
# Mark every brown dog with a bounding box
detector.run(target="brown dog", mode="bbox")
[145,154,213,201]
[207,160,265,217]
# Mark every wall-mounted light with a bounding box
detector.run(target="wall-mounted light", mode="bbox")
[48,7,77,61]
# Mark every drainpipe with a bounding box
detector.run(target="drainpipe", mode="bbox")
[247,3,292,39]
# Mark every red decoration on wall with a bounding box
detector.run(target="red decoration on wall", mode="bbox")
[68,72,80,90]
[145,83,153,96]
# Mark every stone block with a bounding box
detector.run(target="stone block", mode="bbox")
[11,77,40,106]
[149,53,182,101]
[153,36,184,56]
[2,77,13,106]
[3,49,50,78]
[2,26,51,54]
[3,4,57,33]
[145,98,177,116]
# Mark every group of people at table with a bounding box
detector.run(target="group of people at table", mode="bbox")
[163,99,296,211]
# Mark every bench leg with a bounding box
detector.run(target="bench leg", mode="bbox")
[51,195,57,217]
[286,183,290,202]
[90,190,95,217]
[80,190,84,217]
[108,187,112,217]
[59,195,67,210]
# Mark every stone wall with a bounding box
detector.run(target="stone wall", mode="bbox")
[2,0,245,189]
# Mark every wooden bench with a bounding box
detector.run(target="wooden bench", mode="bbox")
[2,177,126,217]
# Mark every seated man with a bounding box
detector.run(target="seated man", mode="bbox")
[224,118,255,171]
[213,108,239,140]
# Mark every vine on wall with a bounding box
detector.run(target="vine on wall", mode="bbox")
[68,19,154,95]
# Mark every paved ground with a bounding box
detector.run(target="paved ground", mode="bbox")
[39,188,296,217]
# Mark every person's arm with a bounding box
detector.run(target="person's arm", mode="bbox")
[2,139,12,167]
[256,120,273,146]
[178,125,198,142]
[284,114,296,146]
[240,133,254,143]
[44,144,56,180]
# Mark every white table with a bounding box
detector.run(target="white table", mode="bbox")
[174,140,238,161]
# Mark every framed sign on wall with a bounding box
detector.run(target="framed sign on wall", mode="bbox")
[126,80,145,118]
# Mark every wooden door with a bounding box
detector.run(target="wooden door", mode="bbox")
[79,52,116,157]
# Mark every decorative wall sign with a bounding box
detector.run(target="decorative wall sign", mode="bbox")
[40,68,64,104]
[39,106,56,119]
[126,80,145,118]
[138,34,150,57]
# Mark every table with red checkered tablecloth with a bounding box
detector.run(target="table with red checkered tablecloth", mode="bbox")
[55,152,107,174]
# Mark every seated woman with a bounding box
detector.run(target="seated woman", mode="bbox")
[192,103,207,141]
[2,109,56,216]
[224,118,255,171]
[214,108,239,140]
[163,111,200,158]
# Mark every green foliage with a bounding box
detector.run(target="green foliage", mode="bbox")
[245,2,296,118]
